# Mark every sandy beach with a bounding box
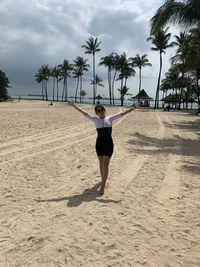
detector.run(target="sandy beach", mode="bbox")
[0,100,199,267]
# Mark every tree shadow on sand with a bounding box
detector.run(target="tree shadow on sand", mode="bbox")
[35,183,121,207]
[128,131,200,158]
[182,161,200,175]
[163,117,200,134]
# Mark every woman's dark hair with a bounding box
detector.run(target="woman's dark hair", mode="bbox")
[94,105,105,112]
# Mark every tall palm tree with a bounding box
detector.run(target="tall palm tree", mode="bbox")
[99,53,114,105]
[147,27,175,108]
[150,0,200,35]
[111,53,121,105]
[73,56,90,103]
[82,36,101,104]
[132,54,152,96]
[90,75,104,99]
[59,59,73,102]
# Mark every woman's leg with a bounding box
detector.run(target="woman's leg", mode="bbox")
[98,156,104,181]
[99,156,110,195]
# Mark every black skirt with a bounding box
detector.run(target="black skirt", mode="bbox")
[95,127,114,157]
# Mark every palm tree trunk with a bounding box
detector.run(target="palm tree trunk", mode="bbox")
[79,75,83,103]
[62,78,66,102]
[52,77,55,101]
[138,67,142,103]
[65,78,68,102]
[42,80,44,100]
[112,69,117,105]
[57,79,59,101]
[139,67,142,92]
[196,72,200,113]
[155,52,162,109]
[108,69,112,105]
[45,80,48,101]
[75,76,80,103]
[93,52,96,105]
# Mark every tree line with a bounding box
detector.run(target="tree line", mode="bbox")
[35,1,200,110]
[35,40,152,106]
[150,0,200,111]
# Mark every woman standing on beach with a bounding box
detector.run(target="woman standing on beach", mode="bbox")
[68,102,137,195]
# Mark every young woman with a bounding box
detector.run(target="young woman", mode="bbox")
[68,102,138,195]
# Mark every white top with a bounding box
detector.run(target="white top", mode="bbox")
[86,113,121,128]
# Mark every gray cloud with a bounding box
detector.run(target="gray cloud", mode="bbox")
[0,0,177,98]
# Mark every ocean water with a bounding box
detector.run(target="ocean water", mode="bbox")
[11,95,198,109]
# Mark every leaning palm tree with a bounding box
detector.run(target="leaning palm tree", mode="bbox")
[82,36,101,104]
[150,0,200,35]
[147,27,175,108]
[132,54,152,95]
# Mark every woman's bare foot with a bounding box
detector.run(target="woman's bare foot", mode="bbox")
[99,183,105,195]
[99,188,104,195]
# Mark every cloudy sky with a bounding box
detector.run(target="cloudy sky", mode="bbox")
[0,0,180,99]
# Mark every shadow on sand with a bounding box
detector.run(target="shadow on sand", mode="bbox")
[35,183,121,207]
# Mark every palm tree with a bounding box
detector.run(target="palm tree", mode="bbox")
[117,52,135,92]
[99,53,114,105]
[80,89,87,103]
[35,69,44,100]
[50,66,62,101]
[59,59,73,102]
[0,70,10,100]
[35,64,50,100]
[117,85,132,106]
[73,56,90,103]
[111,53,121,105]
[132,54,152,97]
[90,75,104,99]
[187,28,200,112]
[72,68,81,103]
[147,27,175,108]
[150,0,200,35]
[82,36,101,104]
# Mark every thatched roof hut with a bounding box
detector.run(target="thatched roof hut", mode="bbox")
[131,89,153,101]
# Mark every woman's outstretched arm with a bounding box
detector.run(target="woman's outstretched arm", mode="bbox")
[67,101,88,117]
[120,104,139,117]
